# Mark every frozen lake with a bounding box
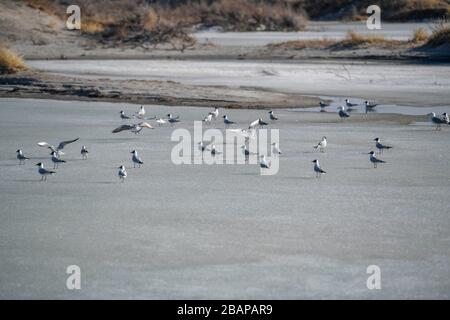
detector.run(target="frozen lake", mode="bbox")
[0,98,449,299]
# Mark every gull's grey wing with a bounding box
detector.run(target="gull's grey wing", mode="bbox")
[57,138,80,150]
[112,124,133,133]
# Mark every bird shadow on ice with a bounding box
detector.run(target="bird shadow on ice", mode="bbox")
[90,138,137,143]
[27,157,52,160]
[283,176,315,180]
[89,181,117,185]
[232,172,259,176]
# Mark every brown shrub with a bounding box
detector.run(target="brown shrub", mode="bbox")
[425,23,450,47]
[267,31,415,51]
[0,46,27,73]
[336,31,407,48]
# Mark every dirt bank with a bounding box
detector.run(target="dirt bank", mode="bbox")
[0,70,319,109]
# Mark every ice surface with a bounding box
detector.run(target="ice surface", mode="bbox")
[0,98,449,299]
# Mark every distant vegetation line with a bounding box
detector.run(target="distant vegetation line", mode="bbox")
[17,0,450,50]
[149,0,450,21]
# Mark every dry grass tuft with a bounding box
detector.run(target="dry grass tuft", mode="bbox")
[425,23,450,47]
[335,31,407,49]
[412,27,429,43]
[341,30,387,46]
[267,39,335,50]
[143,7,160,31]
[81,20,106,34]
[0,46,27,73]
[267,31,415,51]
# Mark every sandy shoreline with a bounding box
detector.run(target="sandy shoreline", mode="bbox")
[6,57,448,110]
[0,70,320,109]
[14,42,450,62]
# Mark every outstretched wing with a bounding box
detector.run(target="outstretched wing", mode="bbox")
[57,138,79,150]
[249,119,259,129]
[138,122,154,129]
[37,142,57,153]
[112,125,134,133]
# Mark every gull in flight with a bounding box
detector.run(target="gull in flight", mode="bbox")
[16,149,29,165]
[429,112,448,131]
[51,152,66,169]
[249,118,268,130]
[272,142,282,155]
[312,159,326,178]
[260,155,271,169]
[120,110,131,120]
[81,146,88,160]
[131,150,144,168]
[223,115,235,128]
[369,151,385,168]
[112,122,153,134]
[36,162,56,181]
[268,111,278,121]
[338,106,350,120]
[37,138,79,155]
[118,165,127,182]
[374,138,392,153]
[314,136,327,152]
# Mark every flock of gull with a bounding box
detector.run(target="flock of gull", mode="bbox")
[322,98,450,130]
[14,99,448,182]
